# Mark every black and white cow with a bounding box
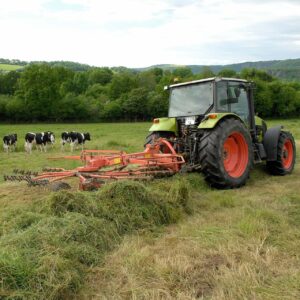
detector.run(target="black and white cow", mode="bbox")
[3,134,17,152]
[69,132,91,152]
[25,132,55,153]
[46,131,55,148]
[61,131,71,151]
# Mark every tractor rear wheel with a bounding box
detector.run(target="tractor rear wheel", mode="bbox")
[199,118,253,189]
[266,131,296,175]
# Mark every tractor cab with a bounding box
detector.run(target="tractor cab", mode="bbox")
[167,77,253,129]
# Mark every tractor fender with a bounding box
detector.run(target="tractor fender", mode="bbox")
[198,113,245,129]
[263,126,282,161]
[149,117,177,133]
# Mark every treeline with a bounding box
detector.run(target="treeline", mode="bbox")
[0,64,299,122]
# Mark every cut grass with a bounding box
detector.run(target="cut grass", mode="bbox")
[0,179,191,299]
[0,119,299,299]
[82,170,300,299]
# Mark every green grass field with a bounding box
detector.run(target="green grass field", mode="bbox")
[0,119,299,299]
[0,63,23,71]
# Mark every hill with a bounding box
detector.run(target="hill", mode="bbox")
[135,58,300,81]
[1,57,300,80]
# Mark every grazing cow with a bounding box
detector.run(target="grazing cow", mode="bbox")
[46,131,55,148]
[69,132,91,152]
[3,134,17,152]
[25,131,55,153]
[24,132,36,153]
[61,131,71,151]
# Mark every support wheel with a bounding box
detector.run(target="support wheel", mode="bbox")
[266,131,296,175]
[199,118,253,189]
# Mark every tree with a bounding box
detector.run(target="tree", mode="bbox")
[16,64,63,121]
[0,71,20,95]
[218,69,237,78]
[147,91,168,118]
[138,71,157,91]
[269,82,299,117]
[252,80,273,117]
[200,66,215,78]
[72,72,88,94]
[88,67,113,85]
[5,97,27,122]
[241,68,274,82]
[85,84,109,99]
[101,101,123,120]
[108,73,137,100]
[172,67,193,81]
[122,88,149,120]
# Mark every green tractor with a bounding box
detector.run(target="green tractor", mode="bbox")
[146,77,296,188]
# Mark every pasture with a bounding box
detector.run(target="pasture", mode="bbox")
[0,63,23,71]
[0,119,299,299]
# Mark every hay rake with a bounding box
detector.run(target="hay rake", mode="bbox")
[4,139,185,191]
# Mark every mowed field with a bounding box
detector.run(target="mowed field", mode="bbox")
[0,119,299,299]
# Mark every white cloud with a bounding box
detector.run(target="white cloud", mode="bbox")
[0,0,300,67]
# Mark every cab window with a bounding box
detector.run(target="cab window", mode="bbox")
[229,83,249,124]
[216,81,250,124]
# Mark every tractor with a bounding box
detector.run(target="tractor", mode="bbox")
[146,77,296,188]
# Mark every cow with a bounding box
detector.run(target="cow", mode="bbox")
[46,131,55,148]
[24,132,36,153]
[69,132,91,152]
[25,131,55,153]
[61,131,71,151]
[3,134,17,152]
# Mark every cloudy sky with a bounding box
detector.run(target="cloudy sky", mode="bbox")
[1,0,300,67]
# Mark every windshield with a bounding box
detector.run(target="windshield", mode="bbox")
[168,82,214,117]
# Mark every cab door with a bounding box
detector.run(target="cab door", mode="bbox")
[216,81,250,125]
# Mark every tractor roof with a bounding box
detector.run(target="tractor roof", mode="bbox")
[166,77,248,90]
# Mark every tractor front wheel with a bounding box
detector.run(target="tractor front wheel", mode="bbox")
[199,118,253,189]
[266,131,296,175]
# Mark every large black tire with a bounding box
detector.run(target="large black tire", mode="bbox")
[266,131,296,175]
[199,118,253,189]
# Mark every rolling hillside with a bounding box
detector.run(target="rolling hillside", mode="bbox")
[1,57,300,80]
[135,58,300,81]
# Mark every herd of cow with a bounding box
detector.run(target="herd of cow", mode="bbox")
[3,131,91,153]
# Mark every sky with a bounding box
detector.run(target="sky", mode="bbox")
[1,0,300,68]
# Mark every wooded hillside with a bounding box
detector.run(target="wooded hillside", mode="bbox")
[0,63,299,122]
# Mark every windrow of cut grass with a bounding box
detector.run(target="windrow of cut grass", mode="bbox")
[80,142,300,300]
[0,178,191,299]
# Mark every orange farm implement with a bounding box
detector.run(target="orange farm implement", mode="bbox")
[5,139,185,191]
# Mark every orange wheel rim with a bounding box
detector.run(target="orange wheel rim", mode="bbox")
[223,132,249,178]
[282,138,293,169]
